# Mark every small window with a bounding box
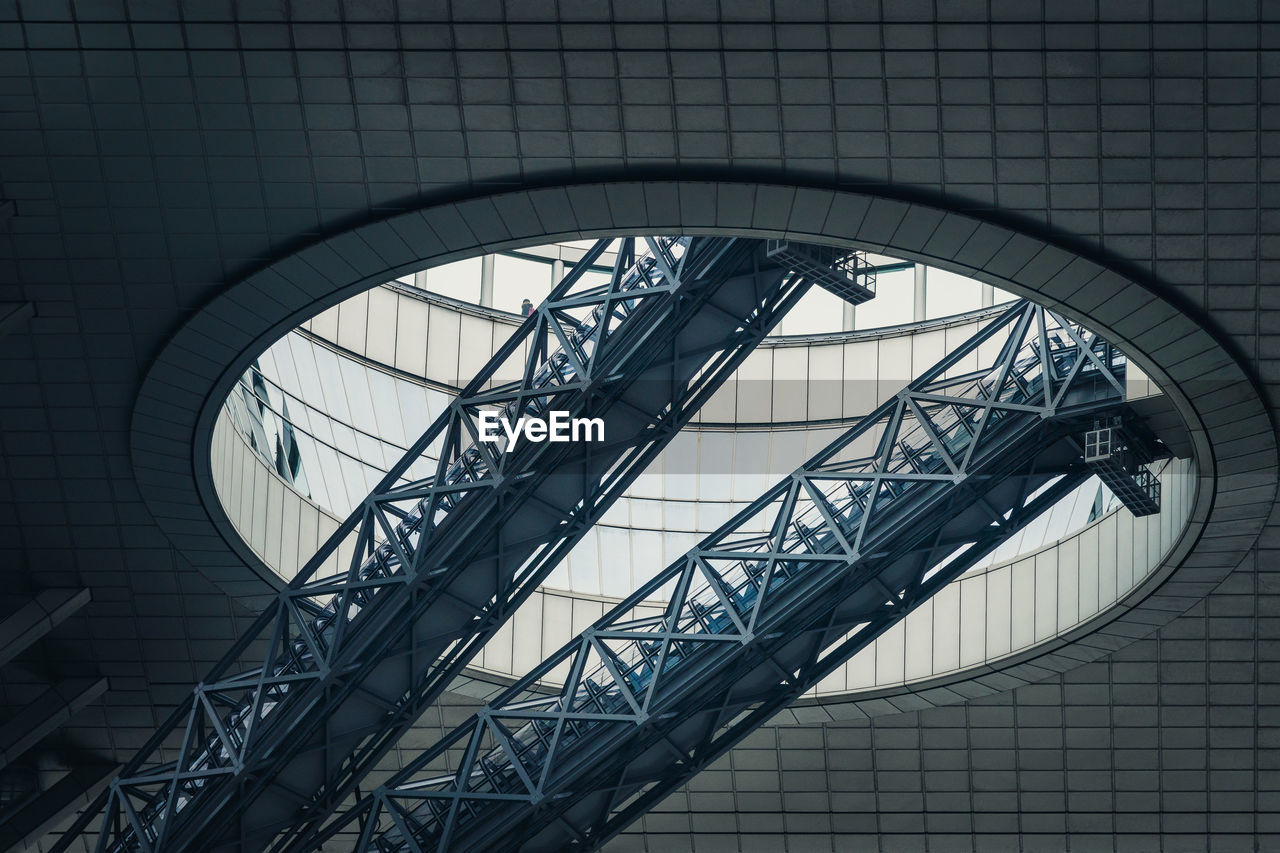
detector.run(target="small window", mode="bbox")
[1084,427,1113,462]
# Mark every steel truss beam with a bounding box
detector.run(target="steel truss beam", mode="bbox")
[0,587,90,669]
[72,236,847,853]
[336,301,1163,853]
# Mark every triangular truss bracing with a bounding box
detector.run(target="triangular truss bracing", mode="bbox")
[79,237,874,853]
[342,301,1161,853]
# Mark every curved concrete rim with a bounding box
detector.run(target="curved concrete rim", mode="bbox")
[131,181,1276,707]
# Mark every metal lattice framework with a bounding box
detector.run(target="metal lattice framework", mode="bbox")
[72,236,835,853]
[333,301,1162,853]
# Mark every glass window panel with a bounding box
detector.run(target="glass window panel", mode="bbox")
[405,456,435,484]
[697,382,736,424]
[874,620,905,684]
[732,432,772,500]
[542,593,572,638]
[337,295,368,354]
[1056,538,1080,630]
[697,432,734,502]
[421,257,481,302]
[367,369,407,447]
[312,346,352,423]
[365,286,399,366]
[1131,507,1149,587]
[735,350,772,422]
[281,392,310,433]
[394,294,429,376]
[337,455,368,512]
[1099,516,1119,605]
[633,530,662,577]
[291,432,327,504]
[663,432,699,501]
[854,267,913,329]
[493,253,556,313]
[297,436,333,510]
[569,529,600,594]
[354,432,384,471]
[425,304,461,385]
[631,497,663,529]
[1016,506,1052,554]
[599,526,632,598]
[807,344,843,421]
[329,422,358,457]
[910,328,946,376]
[661,531,694,567]
[771,347,808,425]
[772,285,843,336]
[423,387,450,426]
[575,268,611,291]
[629,468,663,499]
[545,561,572,589]
[569,598,603,637]
[1034,551,1057,642]
[663,502,697,532]
[941,320,983,381]
[288,334,327,410]
[802,426,843,462]
[845,644,876,690]
[598,497,630,528]
[308,303,340,341]
[958,575,987,667]
[1010,559,1035,650]
[924,267,983,320]
[697,500,734,533]
[985,566,1012,657]
[877,335,914,395]
[770,430,807,474]
[305,405,335,447]
[398,384,432,447]
[1078,526,1100,618]
[257,345,280,387]
[903,602,934,681]
[843,339,878,419]
[456,313,494,381]
[931,582,961,673]
[340,360,378,437]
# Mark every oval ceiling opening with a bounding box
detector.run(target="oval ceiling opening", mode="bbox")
[208,233,1198,703]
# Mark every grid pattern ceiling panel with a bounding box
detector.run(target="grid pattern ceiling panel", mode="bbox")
[0,3,1277,851]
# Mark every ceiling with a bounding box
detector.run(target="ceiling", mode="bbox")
[1,3,1278,851]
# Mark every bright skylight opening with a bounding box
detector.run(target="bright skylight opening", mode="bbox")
[396,242,1014,335]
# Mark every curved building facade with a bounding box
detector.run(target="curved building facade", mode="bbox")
[208,248,1197,723]
[1,8,1277,853]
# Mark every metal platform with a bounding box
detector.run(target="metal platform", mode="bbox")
[1085,425,1162,516]
[328,301,1166,853]
[764,240,876,306]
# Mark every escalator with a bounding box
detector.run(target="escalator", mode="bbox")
[332,300,1170,853]
[76,236,855,853]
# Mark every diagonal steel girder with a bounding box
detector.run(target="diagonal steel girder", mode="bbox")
[338,300,1163,853]
[71,236,858,853]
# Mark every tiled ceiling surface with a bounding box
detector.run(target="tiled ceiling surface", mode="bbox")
[0,2,1277,851]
